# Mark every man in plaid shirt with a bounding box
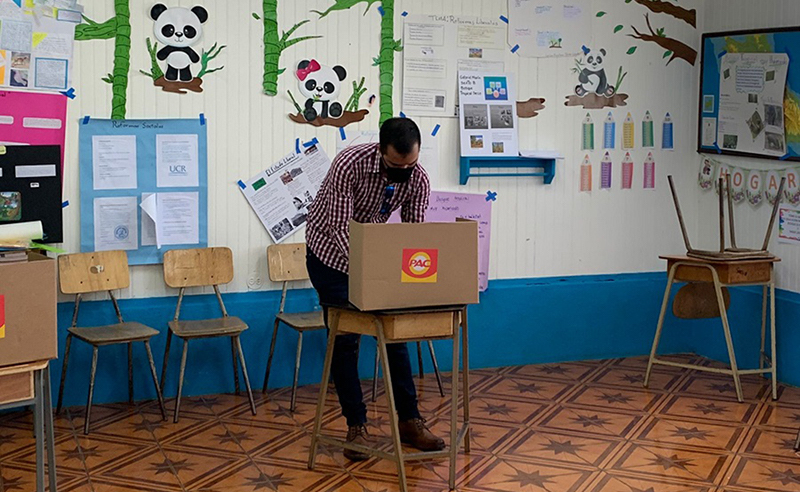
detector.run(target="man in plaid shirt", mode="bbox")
[306,118,445,461]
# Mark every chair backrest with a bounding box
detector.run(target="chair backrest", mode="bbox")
[163,247,234,288]
[58,251,130,294]
[267,244,309,282]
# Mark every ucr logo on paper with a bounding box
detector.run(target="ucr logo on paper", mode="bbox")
[401,249,438,283]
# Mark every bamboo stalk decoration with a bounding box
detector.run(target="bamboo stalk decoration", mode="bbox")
[263,0,321,96]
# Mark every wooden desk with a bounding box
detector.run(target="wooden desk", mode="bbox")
[644,255,780,402]
[308,305,470,492]
[0,361,57,491]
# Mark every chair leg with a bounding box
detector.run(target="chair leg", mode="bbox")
[160,330,172,393]
[84,346,99,435]
[174,339,189,424]
[56,333,73,414]
[291,331,304,412]
[128,342,134,404]
[461,307,471,453]
[416,341,424,378]
[234,335,257,415]
[34,369,45,492]
[231,337,240,395]
[372,343,380,402]
[263,318,281,393]
[644,264,677,388]
[144,341,168,421]
[427,340,445,397]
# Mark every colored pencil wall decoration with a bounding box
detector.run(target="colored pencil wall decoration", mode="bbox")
[623,112,635,150]
[580,155,592,192]
[622,152,634,189]
[601,152,612,189]
[582,113,595,151]
[603,112,616,149]
[642,110,654,148]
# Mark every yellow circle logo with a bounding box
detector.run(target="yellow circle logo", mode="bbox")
[408,252,432,276]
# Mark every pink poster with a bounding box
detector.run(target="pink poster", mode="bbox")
[0,90,67,170]
[390,191,492,292]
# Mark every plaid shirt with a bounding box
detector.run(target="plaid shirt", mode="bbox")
[307,142,430,273]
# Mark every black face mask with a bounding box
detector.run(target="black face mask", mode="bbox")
[385,166,414,183]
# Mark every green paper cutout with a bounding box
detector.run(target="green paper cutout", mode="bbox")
[263,0,321,96]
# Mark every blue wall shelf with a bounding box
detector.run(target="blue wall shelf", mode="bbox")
[459,156,557,185]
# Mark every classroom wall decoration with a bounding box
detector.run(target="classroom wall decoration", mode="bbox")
[79,117,208,264]
[565,46,629,109]
[260,0,320,96]
[507,0,592,58]
[699,156,800,207]
[516,98,546,118]
[142,4,225,94]
[314,0,400,125]
[699,27,800,161]
[75,0,131,119]
[287,59,368,127]
[0,91,67,170]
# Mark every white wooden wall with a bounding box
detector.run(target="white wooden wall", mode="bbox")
[699,0,800,293]
[61,0,703,299]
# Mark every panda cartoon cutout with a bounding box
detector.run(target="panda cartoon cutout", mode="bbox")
[151,4,208,83]
[296,60,347,122]
[575,47,615,98]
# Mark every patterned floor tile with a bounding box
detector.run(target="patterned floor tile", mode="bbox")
[738,426,799,459]
[536,406,643,438]
[588,367,682,393]
[564,385,665,414]
[586,471,714,492]
[608,442,730,484]
[657,394,759,425]
[502,429,622,468]
[724,455,800,491]
[632,415,745,453]
[463,457,594,491]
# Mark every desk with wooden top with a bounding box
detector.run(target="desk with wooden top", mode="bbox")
[644,255,780,403]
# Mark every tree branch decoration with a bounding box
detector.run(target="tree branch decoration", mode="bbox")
[261,0,321,96]
[628,0,696,28]
[314,0,401,125]
[75,0,130,120]
[629,13,697,66]
[517,98,546,118]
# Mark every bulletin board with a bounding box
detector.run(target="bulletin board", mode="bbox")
[698,26,800,161]
[79,117,208,265]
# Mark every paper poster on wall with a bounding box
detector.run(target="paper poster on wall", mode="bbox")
[241,143,332,244]
[0,1,75,91]
[716,53,789,157]
[80,117,208,265]
[390,191,492,292]
[458,71,519,157]
[603,112,615,149]
[0,90,67,169]
[600,152,612,190]
[622,152,633,189]
[508,0,592,58]
[779,205,800,245]
[402,14,506,117]
[337,130,438,173]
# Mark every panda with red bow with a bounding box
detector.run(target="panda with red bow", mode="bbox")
[296,60,347,122]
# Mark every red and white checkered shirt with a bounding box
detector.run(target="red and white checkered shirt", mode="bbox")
[307,142,430,273]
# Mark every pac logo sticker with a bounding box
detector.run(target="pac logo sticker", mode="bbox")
[0,295,5,339]
[402,249,438,283]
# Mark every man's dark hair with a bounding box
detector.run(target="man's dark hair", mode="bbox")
[379,117,422,155]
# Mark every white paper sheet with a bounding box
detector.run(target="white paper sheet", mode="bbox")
[93,196,139,251]
[508,0,592,58]
[140,193,157,247]
[458,71,519,157]
[779,205,800,245]
[336,130,439,173]
[156,134,199,188]
[92,134,138,190]
[0,19,32,52]
[156,192,199,246]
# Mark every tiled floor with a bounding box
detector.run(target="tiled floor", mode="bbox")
[2,354,800,491]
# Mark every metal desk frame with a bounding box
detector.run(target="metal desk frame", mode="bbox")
[308,305,470,492]
[0,362,57,491]
[644,257,778,403]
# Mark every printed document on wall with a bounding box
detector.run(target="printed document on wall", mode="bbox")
[241,143,332,244]
[716,53,789,157]
[458,71,519,157]
[93,196,139,251]
[508,0,592,58]
[92,135,138,190]
[157,134,199,187]
[402,14,506,117]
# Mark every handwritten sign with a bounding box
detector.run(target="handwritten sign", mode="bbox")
[391,191,491,291]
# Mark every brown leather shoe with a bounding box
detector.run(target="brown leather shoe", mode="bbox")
[398,418,445,451]
[343,425,370,461]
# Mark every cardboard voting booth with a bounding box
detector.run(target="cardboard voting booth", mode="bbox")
[349,220,479,311]
[0,253,58,366]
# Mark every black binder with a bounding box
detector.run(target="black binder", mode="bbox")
[0,145,63,243]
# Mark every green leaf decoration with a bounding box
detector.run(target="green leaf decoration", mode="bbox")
[252,12,260,20]
[614,25,624,33]
[627,46,637,55]
[596,11,606,17]
[663,50,673,58]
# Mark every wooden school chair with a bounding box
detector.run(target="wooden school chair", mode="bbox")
[161,247,257,422]
[56,251,167,434]
[262,244,325,411]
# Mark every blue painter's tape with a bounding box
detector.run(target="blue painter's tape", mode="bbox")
[431,124,441,136]
[511,44,520,53]
[377,5,385,16]
[295,138,301,154]
[780,154,790,161]
[199,113,206,125]
[82,116,90,125]
[60,88,76,99]
[399,111,406,118]
[401,11,408,17]
[62,200,69,208]
[486,191,498,202]
[303,137,319,148]
[238,180,246,189]
[340,127,346,140]
[11,0,20,7]
[714,143,722,154]
[499,15,508,23]
[718,50,727,58]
